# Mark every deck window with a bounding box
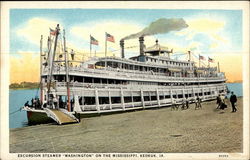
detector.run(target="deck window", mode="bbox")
[111,97,121,104]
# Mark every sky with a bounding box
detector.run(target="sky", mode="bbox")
[10,9,243,83]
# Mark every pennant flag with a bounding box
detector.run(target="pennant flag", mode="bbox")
[106,32,115,43]
[50,28,57,36]
[199,55,206,60]
[208,57,214,62]
[90,35,99,45]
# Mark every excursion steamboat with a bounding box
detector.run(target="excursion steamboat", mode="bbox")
[23,24,227,124]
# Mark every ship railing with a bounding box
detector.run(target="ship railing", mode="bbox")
[43,66,225,82]
[84,69,223,81]
[79,94,219,112]
[160,99,172,104]
[54,82,226,91]
[84,68,225,81]
[44,65,221,78]
[55,82,128,89]
[102,56,194,69]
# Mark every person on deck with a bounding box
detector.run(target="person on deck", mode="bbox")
[230,92,237,112]
[70,49,75,60]
[53,96,58,109]
[31,98,34,108]
[24,101,30,107]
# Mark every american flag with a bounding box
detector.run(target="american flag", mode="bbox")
[199,55,205,60]
[106,32,115,43]
[50,28,57,36]
[208,57,214,62]
[90,35,98,45]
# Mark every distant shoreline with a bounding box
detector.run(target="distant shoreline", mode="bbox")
[9,87,39,90]
[9,82,39,90]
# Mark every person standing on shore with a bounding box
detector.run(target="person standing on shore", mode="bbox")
[216,94,222,109]
[230,92,237,112]
[195,96,202,109]
[185,97,189,109]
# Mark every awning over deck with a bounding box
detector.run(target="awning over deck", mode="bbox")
[196,70,205,73]
[168,68,182,72]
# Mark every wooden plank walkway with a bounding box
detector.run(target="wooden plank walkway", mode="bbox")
[50,109,78,124]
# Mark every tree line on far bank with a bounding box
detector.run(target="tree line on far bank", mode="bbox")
[9,82,39,89]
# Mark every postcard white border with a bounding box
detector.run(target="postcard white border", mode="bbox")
[1,1,249,160]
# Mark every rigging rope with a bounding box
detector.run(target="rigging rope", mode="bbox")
[9,107,22,115]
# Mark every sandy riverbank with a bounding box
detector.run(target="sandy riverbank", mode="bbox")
[10,98,243,153]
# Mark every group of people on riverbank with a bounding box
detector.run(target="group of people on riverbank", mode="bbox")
[171,91,238,112]
[171,96,202,110]
[217,91,238,112]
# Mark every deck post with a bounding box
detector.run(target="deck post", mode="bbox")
[121,88,125,111]
[170,89,173,104]
[108,90,112,110]
[202,88,205,100]
[140,89,145,109]
[131,90,134,108]
[73,95,81,112]
[216,85,219,95]
[182,88,185,99]
[81,93,85,111]
[192,87,195,98]
[156,89,160,107]
[162,90,165,105]
[95,89,100,113]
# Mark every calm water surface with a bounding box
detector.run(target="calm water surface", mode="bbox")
[9,83,243,129]
[9,89,40,129]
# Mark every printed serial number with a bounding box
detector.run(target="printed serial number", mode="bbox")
[219,155,229,157]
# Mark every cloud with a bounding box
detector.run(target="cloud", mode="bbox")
[16,18,61,46]
[209,42,219,49]
[211,34,229,43]
[188,18,225,33]
[175,18,228,50]
[175,18,226,40]
[10,51,40,83]
[188,41,202,51]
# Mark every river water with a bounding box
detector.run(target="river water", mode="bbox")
[9,83,243,129]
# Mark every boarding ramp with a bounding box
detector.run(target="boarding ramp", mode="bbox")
[44,108,79,125]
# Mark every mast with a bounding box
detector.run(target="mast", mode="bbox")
[63,29,71,112]
[105,32,107,68]
[199,54,201,68]
[40,35,43,104]
[47,24,60,100]
[90,34,92,58]
[188,50,191,61]
[105,32,107,57]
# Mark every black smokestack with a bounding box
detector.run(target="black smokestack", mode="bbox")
[122,18,188,40]
[120,40,125,58]
[139,36,144,56]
